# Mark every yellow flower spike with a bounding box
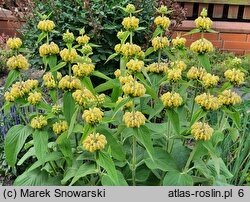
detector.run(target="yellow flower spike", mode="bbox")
[161,92,183,108]
[37,20,55,32]
[190,38,213,54]
[60,48,78,63]
[53,121,68,134]
[31,115,48,129]
[201,73,219,88]
[126,59,144,72]
[218,90,241,106]
[167,68,182,82]
[6,37,22,49]
[27,92,42,105]
[76,35,90,45]
[83,133,107,152]
[72,63,95,77]
[195,93,221,111]
[82,107,104,125]
[154,16,171,30]
[123,111,146,128]
[6,54,29,70]
[224,68,245,85]
[122,16,139,31]
[191,122,214,140]
[146,62,168,74]
[152,36,169,51]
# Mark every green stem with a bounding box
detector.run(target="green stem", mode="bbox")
[48,161,57,175]
[130,32,133,44]
[190,80,198,121]
[68,63,72,76]
[218,111,227,132]
[184,144,197,173]
[132,135,137,186]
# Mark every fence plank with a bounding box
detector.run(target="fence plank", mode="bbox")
[184,3,194,17]
[228,5,239,19]
[243,6,250,19]
[213,4,224,18]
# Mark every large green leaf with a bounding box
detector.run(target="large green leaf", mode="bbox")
[96,151,119,185]
[163,171,193,186]
[50,61,67,72]
[14,169,61,186]
[82,77,95,94]
[4,69,20,90]
[17,147,35,166]
[33,130,49,164]
[61,161,81,185]
[57,132,73,166]
[133,126,154,159]
[222,107,241,129]
[4,125,33,167]
[101,171,128,186]
[47,55,57,69]
[144,147,178,171]
[92,71,111,80]
[198,54,211,73]
[97,127,125,161]
[194,159,213,179]
[69,163,96,185]
[67,107,80,138]
[63,91,76,124]
[166,109,180,135]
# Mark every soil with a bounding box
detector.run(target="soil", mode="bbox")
[0,176,15,186]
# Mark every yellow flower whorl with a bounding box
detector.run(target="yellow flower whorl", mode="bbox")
[82,107,104,125]
[60,48,78,63]
[154,16,171,30]
[7,54,29,70]
[187,66,207,80]
[39,42,59,57]
[58,75,81,90]
[28,91,42,105]
[37,20,55,32]
[52,104,62,114]
[161,92,183,108]
[53,121,68,134]
[72,63,95,77]
[191,122,214,140]
[224,68,244,85]
[31,115,48,129]
[170,60,187,71]
[43,72,62,89]
[63,30,74,43]
[195,16,213,31]
[123,111,146,128]
[167,68,182,82]
[122,80,146,97]
[146,62,168,74]
[152,36,169,51]
[190,38,213,54]
[201,73,219,88]
[126,59,144,72]
[172,36,186,48]
[76,35,90,45]
[122,16,139,30]
[6,37,22,49]
[219,90,241,106]
[116,96,133,110]
[83,133,107,153]
[115,43,143,57]
[195,93,221,111]
[114,69,121,78]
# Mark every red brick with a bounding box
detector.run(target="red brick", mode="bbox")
[245,50,250,55]
[211,41,222,49]
[186,39,195,47]
[220,33,247,41]
[192,33,219,40]
[223,41,250,49]
[0,29,20,36]
[247,34,250,42]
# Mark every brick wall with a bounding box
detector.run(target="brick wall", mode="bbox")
[0,8,22,36]
[174,20,250,55]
